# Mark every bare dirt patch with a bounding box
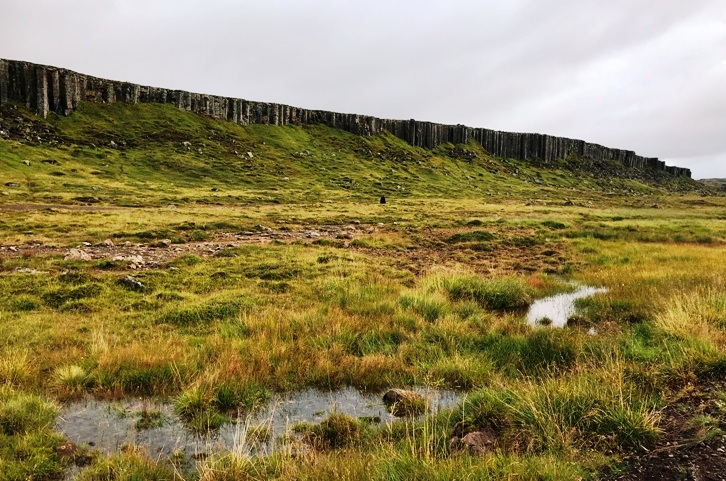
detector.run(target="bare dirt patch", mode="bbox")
[603,380,726,481]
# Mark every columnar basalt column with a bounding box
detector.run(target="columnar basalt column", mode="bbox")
[0,59,692,178]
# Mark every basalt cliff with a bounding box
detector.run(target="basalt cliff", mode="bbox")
[0,59,691,178]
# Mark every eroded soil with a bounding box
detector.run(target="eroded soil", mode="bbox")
[0,223,568,276]
[603,380,726,481]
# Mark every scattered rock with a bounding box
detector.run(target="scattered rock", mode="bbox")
[323,200,333,204]
[118,275,146,292]
[5,182,20,187]
[449,430,498,456]
[14,267,47,275]
[112,255,145,269]
[382,389,428,417]
[101,239,114,247]
[109,140,117,148]
[64,248,92,261]
[151,239,172,248]
[247,152,254,158]
[22,160,30,166]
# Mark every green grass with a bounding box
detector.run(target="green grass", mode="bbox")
[0,387,67,481]
[0,100,725,480]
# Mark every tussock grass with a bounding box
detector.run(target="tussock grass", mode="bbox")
[457,365,661,453]
[0,387,66,480]
[654,277,726,341]
[1,101,725,479]
[0,350,33,386]
[55,364,89,394]
[74,446,181,481]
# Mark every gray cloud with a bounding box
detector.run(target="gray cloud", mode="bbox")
[2,0,725,178]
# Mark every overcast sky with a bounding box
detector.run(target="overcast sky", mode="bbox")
[2,1,725,178]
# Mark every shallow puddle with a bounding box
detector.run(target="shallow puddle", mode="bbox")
[526,285,607,327]
[56,387,461,461]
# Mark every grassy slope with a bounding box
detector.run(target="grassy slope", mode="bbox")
[0,102,724,480]
[0,102,703,207]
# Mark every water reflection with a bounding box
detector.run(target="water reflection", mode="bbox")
[526,286,607,328]
[55,387,461,460]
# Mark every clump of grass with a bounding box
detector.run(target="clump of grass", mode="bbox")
[520,330,577,373]
[295,412,363,450]
[158,297,251,326]
[74,446,179,481]
[399,292,449,322]
[0,386,58,435]
[654,280,726,340]
[574,296,648,325]
[55,364,90,394]
[135,409,164,430]
[175,385,228,433]
[9,295,40,311]
[41,283,103,309]
[541,220,567,229]
[0,387,67,480]
[456,368,661,453]
[442,275,531,310]
[214,381,270,413]
[0,351,33,386]
[427,355,494,389]
[342,329,404,357]
[243,262,302,280]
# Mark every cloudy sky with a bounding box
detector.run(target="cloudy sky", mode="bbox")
[2,0,725,178]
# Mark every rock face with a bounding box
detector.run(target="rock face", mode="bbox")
[0,58,691,178]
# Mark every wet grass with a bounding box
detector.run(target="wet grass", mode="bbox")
[0,101,725,479]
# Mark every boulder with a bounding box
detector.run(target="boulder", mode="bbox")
[382,389,427,417]
[64,248,92,261]
[449,430,498,456]
[118,275,146,292]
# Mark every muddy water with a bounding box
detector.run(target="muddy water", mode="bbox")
[56,387,461,460]
[526,285,607,328]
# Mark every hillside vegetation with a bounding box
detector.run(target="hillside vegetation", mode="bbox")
[0,102,724,481]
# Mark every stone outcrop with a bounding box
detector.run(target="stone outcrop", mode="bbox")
[0,58,691,178]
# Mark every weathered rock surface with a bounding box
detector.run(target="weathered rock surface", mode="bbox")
[118,275,146,292]
[0,59,691,178]
[64,248,92,261]
[382,389,428,417]
[449,430,499,456]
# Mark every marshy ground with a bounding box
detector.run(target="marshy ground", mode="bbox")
[0,102,725,480]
